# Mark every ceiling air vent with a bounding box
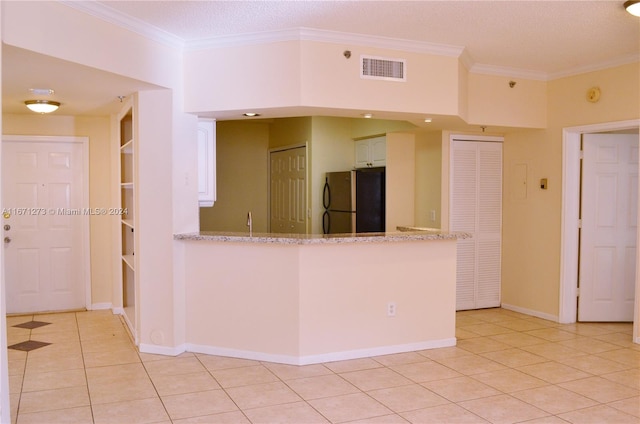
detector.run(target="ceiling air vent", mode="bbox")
[361,55,406,82]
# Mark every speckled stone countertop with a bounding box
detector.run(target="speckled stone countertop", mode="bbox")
[174,228,469,245]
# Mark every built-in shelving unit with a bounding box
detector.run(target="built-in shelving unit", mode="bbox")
[118,104,137,340]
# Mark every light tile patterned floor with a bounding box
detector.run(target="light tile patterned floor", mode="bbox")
[6,308,640,423]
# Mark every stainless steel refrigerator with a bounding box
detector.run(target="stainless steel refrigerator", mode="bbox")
[322,168,385,234]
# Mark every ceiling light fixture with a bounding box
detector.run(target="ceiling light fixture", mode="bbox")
[362,113,373,119]
[25,100,60,114]
[424,118,432,123]
[624,0,640,16]
[243,112,260,117]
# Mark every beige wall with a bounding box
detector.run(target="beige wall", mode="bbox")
[386,133,416,230]
[501,63,640,318]
[200,121,270,232]
[2,114,114,306]
[415,131,443,228]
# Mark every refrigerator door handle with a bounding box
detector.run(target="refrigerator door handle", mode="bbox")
[323,178,331,210]
[322,210,330,234]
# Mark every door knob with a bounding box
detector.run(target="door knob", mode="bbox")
[4,237,11,244]
[3,225,10,231]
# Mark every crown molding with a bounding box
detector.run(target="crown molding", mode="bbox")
[60,1,185,49]
[470,63,548,81]
[548,53,640,81]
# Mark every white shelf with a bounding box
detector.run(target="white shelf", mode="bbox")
[122,254,135,271]
[120,139,133,154]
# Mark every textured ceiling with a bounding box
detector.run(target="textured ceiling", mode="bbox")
[96,0,640,76]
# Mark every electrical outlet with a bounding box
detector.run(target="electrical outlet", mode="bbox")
[387,302,396,317]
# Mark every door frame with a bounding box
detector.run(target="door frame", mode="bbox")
[267,142,309,233]
[2,135,91,311]
[560,120,640,335]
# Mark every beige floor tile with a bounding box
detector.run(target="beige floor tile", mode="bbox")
[457,337,512,354]
[418,346,474,361]
[340,367,413,391]
[367,383,449,413]
[492,318,549,332]
[323,357,383,373]
[422,376,501,402]
[559,323,618,337]
[558,404,640,424]
[488,332,548,348]
[459,394,550,424]
[602,368,640,389]
[226,381,302,409]
[520,343,587,361]
[559,376,639,403]
[15,406,93,424]
[173,411,251,424]
[391,361,462,383]
[83,347,140,368]
[373,351,432,366]
[557,354,629,375]
[86,363,157,405]
[456,328,481,340]
[92,397,170,424]
[480,348,547,368]
[262,362,332,380]
[401,403,490,423]
[18,386,89,414]
[8,358,25,376]
[243,401,329,424]
[608,396,640,418]
[285,374,360,400]
[196,354,260,370]
[29,330,80,343]
[596,348,640,368]
[556,336,621,354]
[210,364,279,388]
[151,371,221,396]
[142,356,206,377]
[510,385,598,414]
[472,368,548,393]
[22,368,86,392]
[8,373,22,395]
[435,354,507,375]
[462,323,515,337]
[80,338,135,354]
[348,414,410,423]
[309,392,393,423]
[524,328,579,342]
[139,351,194,362]
[25,352,85,374]
[516,361,591,384]
[161,389,238,420]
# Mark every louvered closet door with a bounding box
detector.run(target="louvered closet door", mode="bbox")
[450,140,503,310]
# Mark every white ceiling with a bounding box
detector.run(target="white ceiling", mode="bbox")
[3,0,639,122]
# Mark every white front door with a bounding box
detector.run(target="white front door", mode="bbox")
[2,137,88,314]
[579,133,638,321]
[270,146,307,233]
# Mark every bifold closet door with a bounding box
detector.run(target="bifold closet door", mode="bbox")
[450,139,503,310]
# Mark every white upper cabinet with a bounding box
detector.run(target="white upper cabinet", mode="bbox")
[355,136,386,168]
[198,119,216,207]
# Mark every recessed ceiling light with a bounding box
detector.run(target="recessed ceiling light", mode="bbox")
[362,113,373,119]
[243,112,260,117]
[624,0,640,16]
[424,118,433,123]
[24,100,60,114]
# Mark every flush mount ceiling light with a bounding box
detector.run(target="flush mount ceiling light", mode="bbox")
[424,118,433,123]
[625,0,640,16]
[362,113,373,119]
[25,100,60,114]
[243,112,260,117]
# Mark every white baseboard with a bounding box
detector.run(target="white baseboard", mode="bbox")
[139,343,186,357]
[89,303,112,311]
[112,306,124,315]
[186,338,457,366]
[501,303,559,322]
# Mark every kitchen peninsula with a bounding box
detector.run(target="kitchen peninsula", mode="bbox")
[174,230,468,365]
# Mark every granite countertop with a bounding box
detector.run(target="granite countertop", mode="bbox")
[174,229,469,245]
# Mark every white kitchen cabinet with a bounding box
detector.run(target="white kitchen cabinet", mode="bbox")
[355,136,386,168]
[198,119,216,207]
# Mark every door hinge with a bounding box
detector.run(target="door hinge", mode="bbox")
[579,150,584,160]
[576,287,580,297]
[577,219,582,229]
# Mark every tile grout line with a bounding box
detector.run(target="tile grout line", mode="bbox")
[75,311,97,424]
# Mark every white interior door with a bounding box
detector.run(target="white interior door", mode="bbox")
[450,138,503,311]
[2,137,88,314]
[270,146,307,233]
[579,133,638,321]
